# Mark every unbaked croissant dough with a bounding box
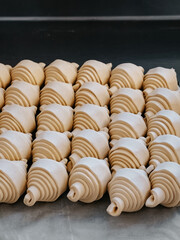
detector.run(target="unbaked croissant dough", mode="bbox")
[109,138,149,173]
[109,112,147,140]
[67,157,111,203]
[5,80,40,106]
[40,81,74,106]
[110,88,145,114]
[45,59,79,84]
[75,82,110,107]
[0,105,37,133]
[0,63,12,88]
[146,162,180,208]
[107,168,150,216]
[0,159,27,203]
[68,129,110,171]
[73,60,112,91]
[146,110,180,142]
[32,131,71,162]
[148,135,180,169]
[145,88,180,118]
[0,130,32,160]
[73,104,110,134]
[0,88,5,109]
[109,63,144,95]
[24,159,68,206]
[11,60,45,86]
[143,67,178,95]
[37,104,73,132]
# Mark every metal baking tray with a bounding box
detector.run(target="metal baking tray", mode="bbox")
[0,17,180,240]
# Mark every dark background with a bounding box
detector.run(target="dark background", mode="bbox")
[1,0,180,16]
[0,0,180,78]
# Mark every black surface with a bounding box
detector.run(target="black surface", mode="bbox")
[1,0,180,16]
[0,19,180,79]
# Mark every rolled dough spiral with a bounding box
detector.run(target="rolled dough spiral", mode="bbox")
[73,60,112,91]
[146,162,180,208]
[109,63,144,95]
[11,60,45,86]
[40,81,74,106]
[0,159,27,203]
[107,168,150,216]
[24,159,68,206]
[37,104,73,132]
[67,157,111,203]
[5,80,40,107]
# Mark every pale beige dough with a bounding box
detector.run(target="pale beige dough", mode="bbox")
[110,88,145,114]
[0,63,12,88]
[0,130,32,160]
[107,168,150,216]
[68,129,110,171]
[109,112,147,141]
[32,131,71,162]
[40,81,74,106]
[73,60,112,91]
[37,104,73,132]
[73,104,110,134]
[146,162,180,208]
[45,59,79,84]
[109,63,144,95]
[143,67,178,95]
[5,80,40,106]
[0,104,37,133]
[146,110,180,143]
[11,60,45,86]
[75,82,110,107]
[0,88,5,109]
[0,159,27,203]
[145,88,180,118]
[109,137,149,174]
[24,159,68,206]
[67,157,111,203]
[148,135,180,170]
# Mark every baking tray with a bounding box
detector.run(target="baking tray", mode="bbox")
[0,18,180,240]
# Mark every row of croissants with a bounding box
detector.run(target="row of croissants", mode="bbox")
[0,59,180,218]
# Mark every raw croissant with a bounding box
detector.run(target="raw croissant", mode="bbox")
[24,159,68,206]
[37,104,73,132]
[40,81,74,106]
[0,63,12,88]
[145,88,180,118]
[68,129,110,171]
[67,157,111,203]
[109,63,144,95]
[107,168,150,216]
[45,59,79,84]
[0,105,37,133]
[73,104,109,134]
[0,88,5,109]
[5,80,40,106]
[109,112,147,140]
[32,131,71,162]
[148,135,180,169]
[146,110,180,142]
[73,60,112,91]
[109,138,149,173]
[110,88,145,114]
[146,162,180,208]
[11,60,45,86]
[143,67,178,95]
[0,130,32,160]
[75,82,110,107]
[0,159,27,203]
